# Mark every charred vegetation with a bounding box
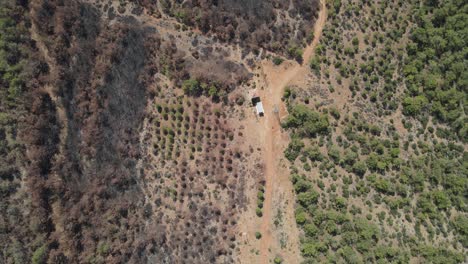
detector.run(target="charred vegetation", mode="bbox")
[152,0,321,58]
[1,0,272,263]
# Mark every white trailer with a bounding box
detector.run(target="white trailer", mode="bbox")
[255,101,264,117]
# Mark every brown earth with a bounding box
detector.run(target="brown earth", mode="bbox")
[1,0,324,263]
[252,0,327,263]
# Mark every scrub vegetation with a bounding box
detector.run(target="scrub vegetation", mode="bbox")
[0,0,320,263]
[1,0,465,263]
[282,0,467,263]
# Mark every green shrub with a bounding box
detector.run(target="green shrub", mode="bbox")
[310,57,320,74]
[273,56,284,65]
[304,146,323,161]
[343,150,358,165]
[182,78,201,95]
[402,95,428,116]
[97,242,110,256]
[288,45,303,61]
[295,211,307,225]
[352,161,367,177]
[301,242,318,257]
[257,200,263,208]
[274,256,283,264]
[431,190,450,210]
[374,178,392,194]
[304,223,318,237]
[329,107,341,120]
[284,137,304,161]
[282,105,329,137]
[452,215,468,247]
[256,207,263,217]
[257,191,264,201]
[31,245,47,264]
[293,178,312,193]
[328,146,341,163]
[297,190,319,207]
[255,231,262,239]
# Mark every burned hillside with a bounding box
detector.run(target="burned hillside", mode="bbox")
[0,0,321,263]
[130,0,320,59]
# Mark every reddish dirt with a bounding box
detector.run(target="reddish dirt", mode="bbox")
[256,0,328,262]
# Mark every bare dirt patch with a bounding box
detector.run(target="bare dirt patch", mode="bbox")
[236,0,327,263]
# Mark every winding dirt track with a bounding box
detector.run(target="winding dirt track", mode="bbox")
[258,0,327,262]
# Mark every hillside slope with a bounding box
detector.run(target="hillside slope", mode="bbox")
[0,0,320,263]
[281,0,467,263]
[1,0,465,264]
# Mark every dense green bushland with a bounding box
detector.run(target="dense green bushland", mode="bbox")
[403,0,467,141]
[0,1,30,106]
[284,98,466,263]
[284,0,467,262]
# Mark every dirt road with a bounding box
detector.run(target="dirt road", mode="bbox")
[258,0,327,262]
